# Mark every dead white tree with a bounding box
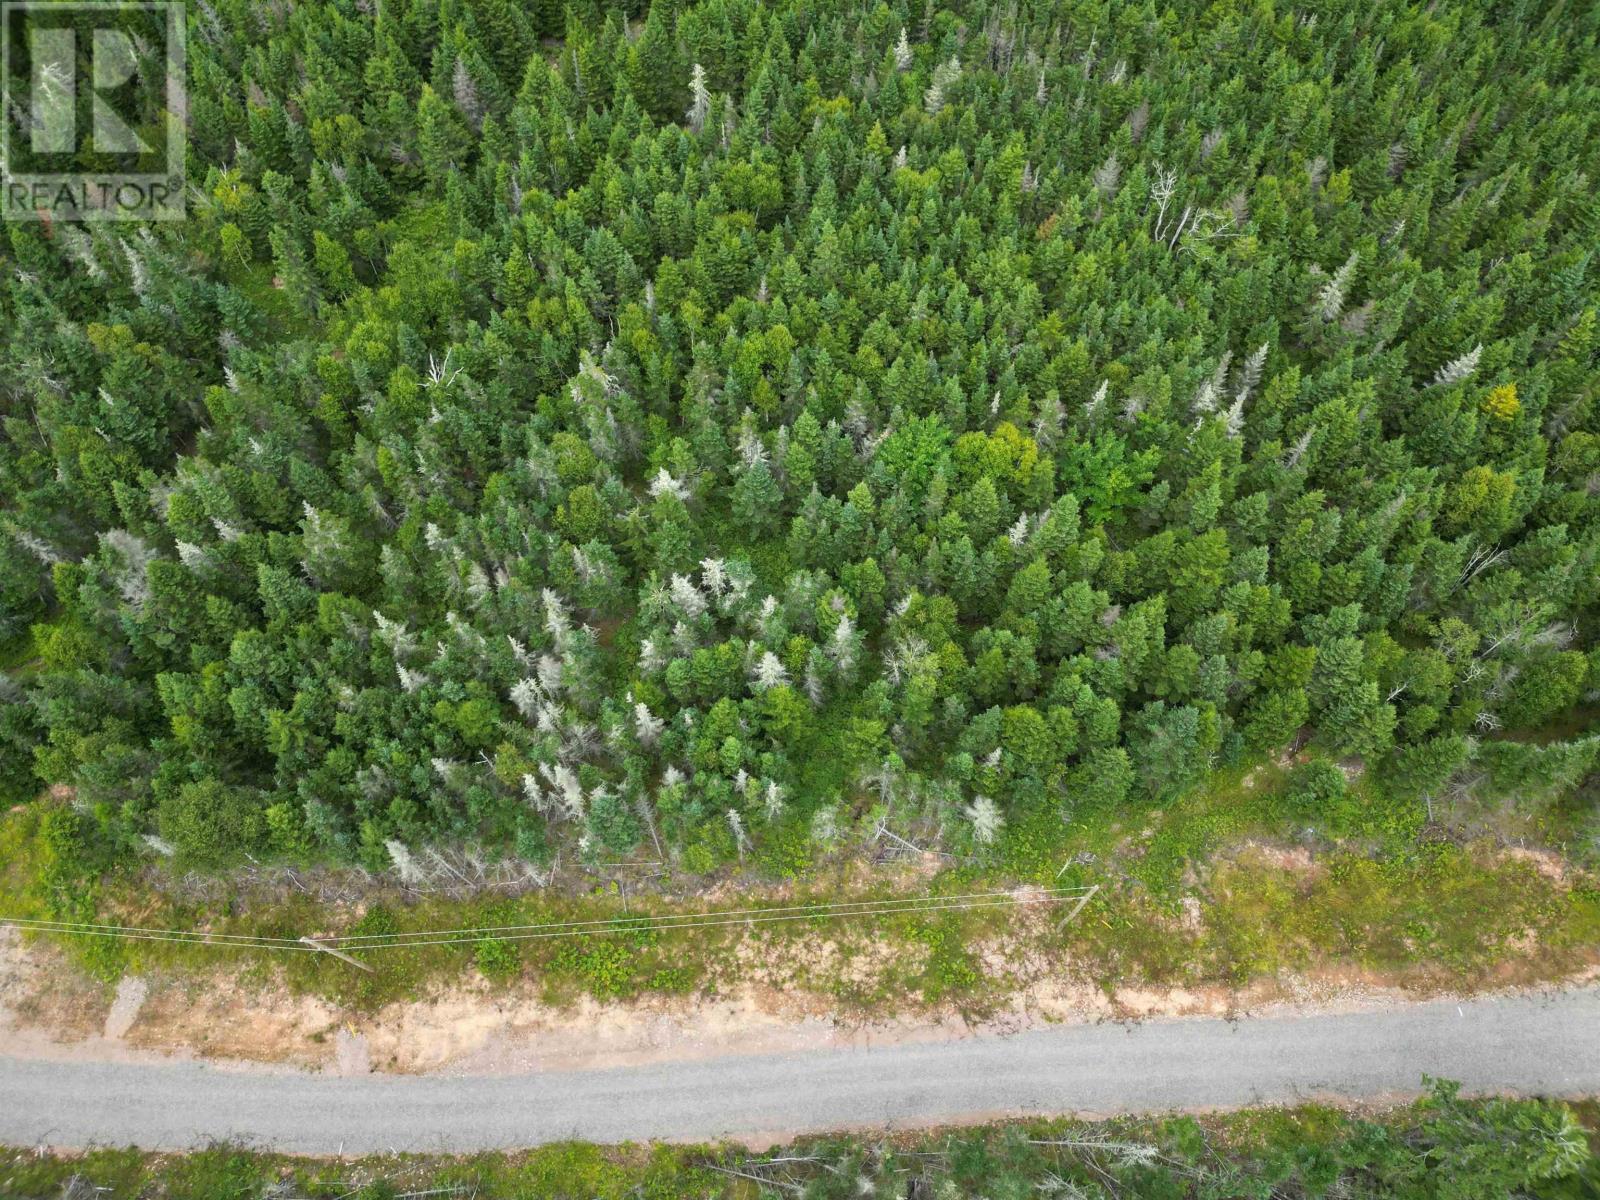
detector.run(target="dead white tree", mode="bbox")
[685,62,711,133]
[893,27,913,71]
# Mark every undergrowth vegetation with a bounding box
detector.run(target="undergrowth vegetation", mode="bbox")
[4,756,1596,1012]
[3,1082,1596,1199]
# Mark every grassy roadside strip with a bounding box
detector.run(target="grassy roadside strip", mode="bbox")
[2,1083,1596,1199]
[3,762,1599,1014]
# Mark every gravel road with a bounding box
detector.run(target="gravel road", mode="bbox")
[2,986,1596,1153]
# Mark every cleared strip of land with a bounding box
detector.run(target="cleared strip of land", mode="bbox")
[2,986,1597,1153]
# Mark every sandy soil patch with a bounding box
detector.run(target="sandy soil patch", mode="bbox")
[1499,846,1572,882]
[102,976,148,1040]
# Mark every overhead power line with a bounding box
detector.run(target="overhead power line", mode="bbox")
[0,917,316,951]
[329,885,1093,943]
[0,886,1099,961]
[326,890,1096,951]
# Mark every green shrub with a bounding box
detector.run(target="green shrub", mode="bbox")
[1284,760,1350,828]
[551,935,637,1000]
[157,779,266,865]
[475,936,520,981]
[913,919,982,1004]
[162,1147,269,1200]
[755,821,813,879]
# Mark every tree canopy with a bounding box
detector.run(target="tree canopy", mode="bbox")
[1,0,1597,871]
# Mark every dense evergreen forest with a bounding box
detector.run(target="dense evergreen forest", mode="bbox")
[1,0,1597,874]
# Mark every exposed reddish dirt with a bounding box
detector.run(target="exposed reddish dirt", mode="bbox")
[5,923,1596,1079]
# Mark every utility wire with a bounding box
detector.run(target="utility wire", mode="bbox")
[0,887,1096,956]
[0,916,305,946]
[327,892,1088,950]
[0,920,319,951]
[2,890,1093,946]
[329,885,1094,944]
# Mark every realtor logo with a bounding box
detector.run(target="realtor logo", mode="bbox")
[2,1,185,220]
